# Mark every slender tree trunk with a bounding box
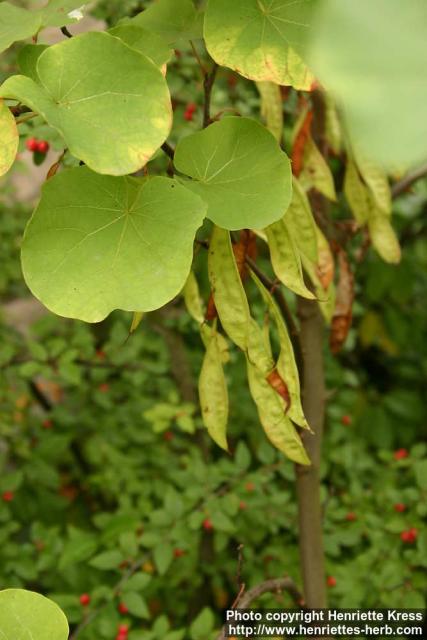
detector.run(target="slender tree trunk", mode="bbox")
[295,296,327,608]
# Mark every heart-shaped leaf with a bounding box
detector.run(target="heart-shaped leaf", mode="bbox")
[174,117,292,230]
[0,99,18,176]
[204,0,315,86]
[0,32,172,175]
[0,589,69,640]
[21,167,206,322]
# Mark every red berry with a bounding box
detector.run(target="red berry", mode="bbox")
[341,415,352,426]
[203,518,213,531]
[163,430,174,441]
[345,512,357,521]
[327,576,337,587]
[117,624,129,634]
[394,448,408,460]
[400,528,417,544]
[26,137,38,152]
[79,593,90,606]
[245,482,255,492]
[36,140,49,153]
[394,503,406,513]
[239,501,247,511]
[184,102,197,121]
[95,349,106,360]
[42,419,53,429]
[173,548,185,558]
[118,602,129,614]
[98,383,109,393]
[2,491,14,502]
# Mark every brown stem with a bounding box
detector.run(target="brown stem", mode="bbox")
[216,577,304,640]
[203,62,218,128]
[295,296,327,608]
[391,162,427,199]
[161,141,175,160]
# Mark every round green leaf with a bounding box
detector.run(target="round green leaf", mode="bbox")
[0,588,69,640]
[308,0,427,167]
[204,0,315,85]
[174,117,292,230]
[0,99,18,176]
[0,32,172,175]
[21,167,207,322]
[108,25,173,67]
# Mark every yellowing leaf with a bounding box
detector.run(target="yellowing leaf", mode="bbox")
[0,32,172,176]
[208,226,251,351]
[0,99,18,176]
[204,0,315,87]
[199,331,229,451]
[265,220,315,299]
[256,81,283,142]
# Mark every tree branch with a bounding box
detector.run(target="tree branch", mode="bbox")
[203,62,218,128]
[161,141,175,160]
[391,162,427,199]
[216,577,304,640]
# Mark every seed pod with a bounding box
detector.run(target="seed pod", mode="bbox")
[266,219,315,299]
[256,81,283,142]
[208,226,251,351]
[247,359,310,465]
[285,177,318,263]
[199,330,229,451]
[344,159,369,223]
[330,249,354,354]
[182,270,204,324]
[129,311,144,333]
[250,271,310,430]
[299,136,336,201]
[368,211,401,264]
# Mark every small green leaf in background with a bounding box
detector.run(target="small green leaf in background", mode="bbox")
[309,0,427,167]
[0,589,69,640]
[0,99,18,176]
[175,117,292,230]
[153,542,174,575]
[0,32,172,175]
[122,591,150,619]
[21,167,206,322]
[190,607,215,640]
[89,550,123,570]
[204,0,315,86]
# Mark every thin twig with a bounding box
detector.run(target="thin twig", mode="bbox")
[60,26,73,38]
[189,39,207,76]
[15,112,36,125]
[216,577,305,640]
[161,141,175,160]
[391,162,427,199]
[203,62,218,128]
